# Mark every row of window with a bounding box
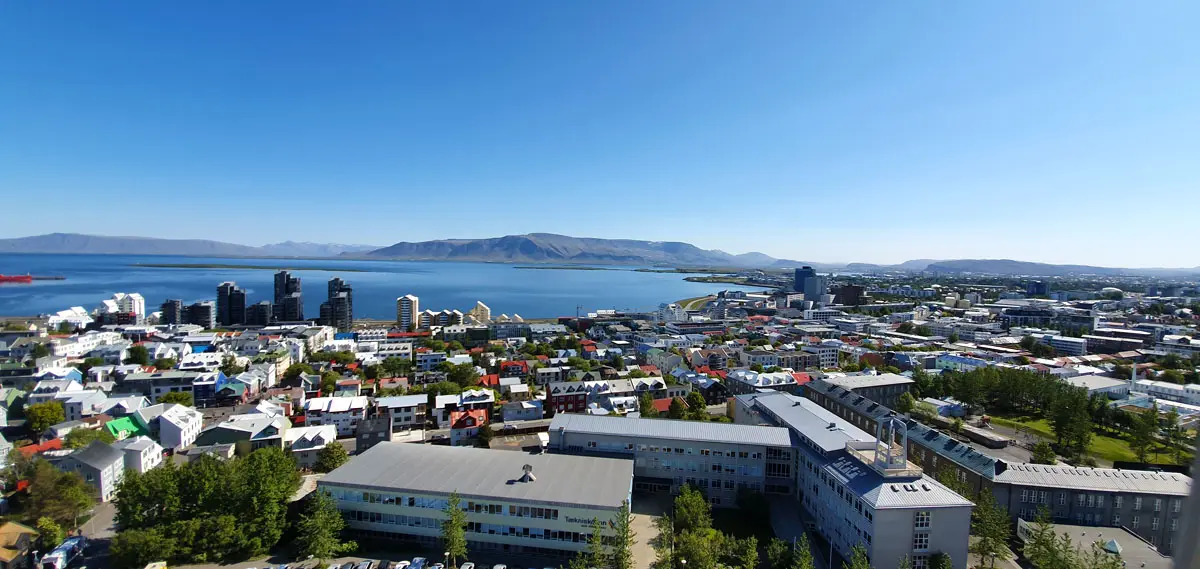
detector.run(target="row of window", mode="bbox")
[1019,490,1181,513]
[637,458,764,477]
[329,488,560,520]
[1016,510,1178,533]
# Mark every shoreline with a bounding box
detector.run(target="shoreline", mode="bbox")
[131,263,370,272]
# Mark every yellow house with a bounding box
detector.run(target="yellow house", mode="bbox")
[0,522,38,569]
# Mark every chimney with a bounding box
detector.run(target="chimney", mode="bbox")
[519,464,536,483]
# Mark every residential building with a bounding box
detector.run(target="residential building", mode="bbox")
[273,270,303,320]
[0,521,39,569]
[725,370,798,396]
[1063,375,1130,399]
[57,441,125,501]
[160,299,184,325]
[193,413,290,454]
[356,416,393,454]
[1030,334,1088,356]
[739,350,779,369]
[318,443,634,556]
[396,295,420,329]
[51,389,107,421]
[549,413,795,505]
[502,399,543,422]
[111,436,164,473]
[465,301,492,325]
[304,396,369,437]
[284,425,339,469]
[247,301,274,326]
[822,373,915,408]
[183,301,216,329]
[217,282,246,326]
[321,278,354,332]
[376,395,428,431]
[803,342,840,369]
[97,292,146,324]
[415,351,447,371]
[657,303,688,323]
[449,409,488,446]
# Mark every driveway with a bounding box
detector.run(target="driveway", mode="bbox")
[80,501,118,539]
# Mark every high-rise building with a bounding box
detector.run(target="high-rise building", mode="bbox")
[273,271,302,321]
[397,294,419,329]
[1026,280,1049,297]
[247,301,274,326]
[794,266,827,304]
[160,299,184,325]
[184,301,216,329]
[228,286,247,326]
[321,278,353,332]
[465,300,491,324]
[280,292,305,321]
[217,282,239,326]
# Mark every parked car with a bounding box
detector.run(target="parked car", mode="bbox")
[410,557,428,569]
[394,561,411,569]
[492,565,506,569]
[460,563,474,569]
[356,561,375,569]
[431,563,445,569]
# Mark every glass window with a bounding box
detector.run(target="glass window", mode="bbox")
[913,533,929,552]
[914,511,931,529]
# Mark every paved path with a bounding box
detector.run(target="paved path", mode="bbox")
[80,501,117,539]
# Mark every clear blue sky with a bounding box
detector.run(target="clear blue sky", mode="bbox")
[2,2,1197,267]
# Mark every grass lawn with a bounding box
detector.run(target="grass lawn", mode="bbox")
[712,508,775,541]
[676,295,715,311]
[990,415,1138,463]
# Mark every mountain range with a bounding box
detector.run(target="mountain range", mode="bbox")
[0,233,377,258]
[1,232,1196,276]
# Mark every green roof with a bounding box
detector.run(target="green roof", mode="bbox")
[219,383,247,395]
[106,416,148,440]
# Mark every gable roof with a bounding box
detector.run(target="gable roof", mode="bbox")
[69,441,123,470]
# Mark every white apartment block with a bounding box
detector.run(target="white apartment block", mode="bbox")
[133,403,204,450]
[803,342,840,369]
[397,295,420,329]
[112,436,164,473]
[304,396,369,437]
[376,395,429,431]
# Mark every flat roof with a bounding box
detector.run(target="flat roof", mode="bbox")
[750,391,872,452]
[550,413,792,447]
[1063,375,1127,391]
[320,442,633,510]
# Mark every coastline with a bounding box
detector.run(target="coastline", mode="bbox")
[131,263,370,272]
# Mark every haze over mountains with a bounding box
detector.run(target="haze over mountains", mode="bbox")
[0,232,1196,276]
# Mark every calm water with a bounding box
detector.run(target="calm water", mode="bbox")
[0,254,762,320]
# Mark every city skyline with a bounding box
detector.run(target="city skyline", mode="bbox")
[2,2,1197,266]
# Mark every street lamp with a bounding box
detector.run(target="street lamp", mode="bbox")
[680,559,686,569]
[444,551,450,569]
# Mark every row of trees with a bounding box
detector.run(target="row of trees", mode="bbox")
[1023,510,1123,569]
[110,448,301,568]
[652,486,762,569]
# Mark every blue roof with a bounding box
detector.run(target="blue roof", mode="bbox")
[335,332,355,340]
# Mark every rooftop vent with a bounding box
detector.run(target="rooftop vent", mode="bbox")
[519,464,536,483]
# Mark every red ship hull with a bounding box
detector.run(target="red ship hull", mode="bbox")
[0,274,33,283]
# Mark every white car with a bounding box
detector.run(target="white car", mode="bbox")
[395,562,411,569]
[460,564,475,569]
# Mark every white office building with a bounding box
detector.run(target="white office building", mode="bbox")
[303,396,369,437]
[396,295,420,329]
[319,443,633,557]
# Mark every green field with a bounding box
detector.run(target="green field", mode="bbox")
[991,415,1138,463]
[676,295,715,310]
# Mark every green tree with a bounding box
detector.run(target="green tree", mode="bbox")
[1161,407,1185,464]
[28,460,94,527]
[320,371,341,394]
[110,528,178,569]
[125,345,151,365]
[1129,404,1158,463]
[766,538,792,569]
[668,397,687,420]
[929,553,952,569]
[676,529,719,569]
[314,443,350,473]
[476,423,494,447]
[1049,388,1093,461]
[283,363,315,383]
[896,391,916,414]
[792,533,815,569]
[727,535,758,569]
[64,428,117,449]
[442,492,468,569]
[673,484,712,534]
[1024,509,1071,569]
[628,369,650,379]
[640,392,659,418]
[750,363,764,373]
[158,391,194,407]
[584,518,609,569]
[685,391,708,420]
[970,489,1013,568]
[295,490,356,562]
[76,357,106,375]
[847,545,873,569]
[219,354,245,377]
[610,355,627,371]
[897,322,914,334]
[380,357,412,378]
[36,517,65,548]
[1030,441,1057,465]
[30,343,52,359]
[26,401,65,435]
[152,357,177,370]
[440,362,481,388]
[1080,540,1123,569]
[610,501,637,569]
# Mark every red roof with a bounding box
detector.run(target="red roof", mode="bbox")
[479,374,501,387]
[651,397,687,413]
[18,438,62,457]
[639,365,660,375]
[711,370,728,380]
[345,363,359,371]
[695,365,712,374]
[583,345,597,352]
[387,331,432,338]
[501,361,529,372]
[791,372,812,386]
[469,347,484,354]
[580,339,596,346]
[450,409,488,430]
[536,355,549,361]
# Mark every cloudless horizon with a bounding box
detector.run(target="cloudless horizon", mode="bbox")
[2,2,1197,267]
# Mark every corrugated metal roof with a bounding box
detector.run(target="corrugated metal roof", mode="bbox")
[751,391,873,452]
[994,463,1192,496]
[550,413,792,447]
[320,442,633,509]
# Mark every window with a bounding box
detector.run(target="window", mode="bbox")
[1132,516,1140,529]
[1112,514,1120,526]
[1058,493,1066,506]
[913,533,930,552]
[912,556,928,569]
[1170,519,1178,532]
[587,441,597,448]
[701,449,710,456]
[1021,490,1029,503]
[914,511,931,529]
[1114,496,1123,509]
[1152,518,1159,531]
[1096,495,1104,508]
[1040,491,1048,504]
[1174,499,1182,513]
[1154,498,1162,512]
[1077,495,1086,507]
[1134,497,1142,511]
[1087,495,1094,508]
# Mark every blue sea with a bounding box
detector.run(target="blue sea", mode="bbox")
[0,254,763,320]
